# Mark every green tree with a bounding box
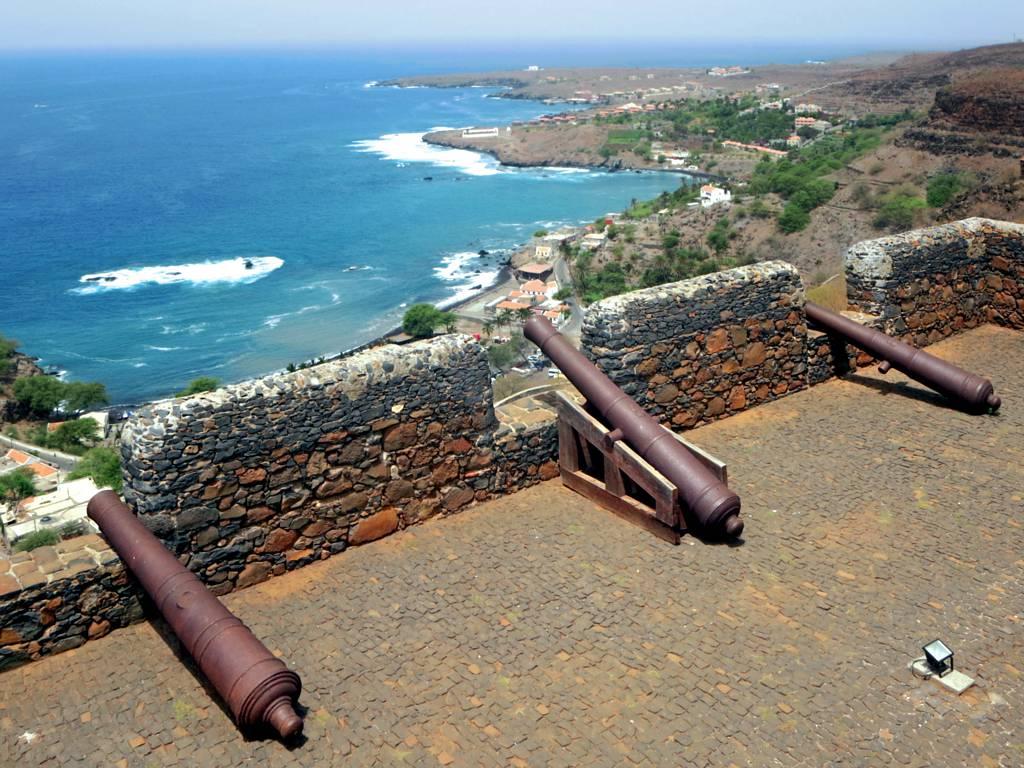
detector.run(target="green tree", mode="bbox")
[62,381,109,412]
[68,447,123,491]
[533,229,548,238]
[0,467,36,507]
[46,418,99,453]
[706,218,735,254]
[516,307,532,325]
[0,334,18,376]
[402,303,451,338]
[13,376,65,416]
[778,203,811,233]
[176,377,220,397]
[481,320,494,339]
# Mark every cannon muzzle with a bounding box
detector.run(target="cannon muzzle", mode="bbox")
[804,301,1000,413]
[524,316,743,538]
[87,491,304,739]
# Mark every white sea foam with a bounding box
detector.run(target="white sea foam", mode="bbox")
[262,303,323,330]
[433,251,500,308]
[351,132,501,177]
[144,345,182,352]
[73,256,283,294]
[161,323,207,336]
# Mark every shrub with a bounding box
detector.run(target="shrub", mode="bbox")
[60,521,87,539]
[14,529,60,552]
[486,335,525,370]
[45,418,99,454]
[176,377,220,397]
[0,467,36,506]
[926,172,966,208]
[68,446,123,491]
[748,199,773,219]
[0,334,18,376]
[706,217,735,254]
[873,191,927,230]
[778,203,811,233]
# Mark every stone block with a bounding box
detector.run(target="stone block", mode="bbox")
[350,508,399,545]
[236,561,273,589]
[263,528,299,553]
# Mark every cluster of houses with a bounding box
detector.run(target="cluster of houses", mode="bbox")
[0,447,101,547]
[485,232,579,326]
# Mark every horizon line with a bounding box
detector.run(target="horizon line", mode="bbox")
[0,36,1015,56]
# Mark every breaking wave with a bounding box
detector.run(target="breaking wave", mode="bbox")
[433,251,501,308]
[351,132,501,177]
[73,256,284,294]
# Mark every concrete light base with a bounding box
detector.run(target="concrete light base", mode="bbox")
[911,659,976,695]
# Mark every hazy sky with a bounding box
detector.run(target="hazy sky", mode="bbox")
[1,0,1022,51]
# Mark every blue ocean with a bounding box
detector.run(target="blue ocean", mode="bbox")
[0,45,865,403]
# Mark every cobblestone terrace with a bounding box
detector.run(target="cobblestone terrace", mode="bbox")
[2,325,1022,767]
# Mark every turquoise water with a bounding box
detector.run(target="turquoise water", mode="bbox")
[0,47,860,402]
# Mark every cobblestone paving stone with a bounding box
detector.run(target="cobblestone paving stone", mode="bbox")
[1,325,1021,767]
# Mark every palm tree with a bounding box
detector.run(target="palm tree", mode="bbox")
[516,307,531,325]
[481,320,494,339]
[496,310,512,335]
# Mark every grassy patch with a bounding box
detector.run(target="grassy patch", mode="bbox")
[805,275,848,312]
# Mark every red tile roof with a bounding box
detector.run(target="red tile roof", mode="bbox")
[517,263,553,275]
[5,449,30,465]
[495,300,531,312]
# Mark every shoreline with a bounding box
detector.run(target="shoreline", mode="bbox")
[420,131,730,184]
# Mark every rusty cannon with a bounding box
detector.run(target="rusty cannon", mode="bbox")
[524,315,743,539]
[87,491,304,739]
[804,301,1001,413]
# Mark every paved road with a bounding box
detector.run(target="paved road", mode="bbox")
[1,325,1020,767]
[552,255,582,339]
[0,435,79,472]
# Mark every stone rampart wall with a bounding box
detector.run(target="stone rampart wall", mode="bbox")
[582,262,808,428]
[845,218,1024,345]
[0,535,143,671]
[119,335,557,595]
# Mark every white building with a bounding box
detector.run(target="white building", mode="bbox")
[794,103,822,114]
[4,477,100,542]
[461,127,500,139]
[700,184,732,208]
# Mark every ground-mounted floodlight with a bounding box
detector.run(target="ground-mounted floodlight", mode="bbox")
[923,639,954,678]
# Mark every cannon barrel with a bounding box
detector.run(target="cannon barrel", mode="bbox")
[804,301,1000,413]
[524,316,743,538]
[87,491,304,739]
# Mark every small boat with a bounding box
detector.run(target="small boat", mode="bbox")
[423,176,433,181]
[243,259,254,270]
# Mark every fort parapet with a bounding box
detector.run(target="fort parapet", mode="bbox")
[2,218,1022,670]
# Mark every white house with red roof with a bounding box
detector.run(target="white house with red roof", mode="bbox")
[700,184,732,208]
